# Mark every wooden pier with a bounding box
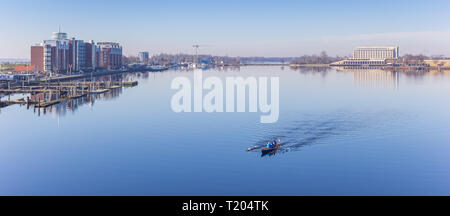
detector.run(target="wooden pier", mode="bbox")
[0,80,138,109]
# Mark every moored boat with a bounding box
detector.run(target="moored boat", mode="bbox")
[148,65,169,72]
[89,89,109,94]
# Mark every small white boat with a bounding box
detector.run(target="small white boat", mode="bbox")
[89,89,109,94]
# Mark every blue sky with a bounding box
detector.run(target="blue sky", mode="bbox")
[1,0,450,58]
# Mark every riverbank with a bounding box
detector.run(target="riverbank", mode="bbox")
[41,69,140,82]
[239,63,330,67]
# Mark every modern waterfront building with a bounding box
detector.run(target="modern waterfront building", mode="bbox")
[41,39,70,73]
[331,46,399,67]
[85,40,99,70]
[353,46,399,60]
[51,31,68,40]
[97,42,123,70]
[31,32,121,73]
[139,52,149,64]
[69,39,88,72]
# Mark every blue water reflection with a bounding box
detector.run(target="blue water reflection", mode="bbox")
[1,66,449,195]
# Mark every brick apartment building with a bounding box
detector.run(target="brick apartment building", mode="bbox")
[30,46,44,71]
[97,42,123,70]
[30,32,122,74]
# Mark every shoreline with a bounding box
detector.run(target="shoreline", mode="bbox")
[2,63,449,87]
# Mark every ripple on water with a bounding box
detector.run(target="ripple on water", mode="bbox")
[246,110,412,154]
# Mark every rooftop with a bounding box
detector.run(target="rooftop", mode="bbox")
[355,46,399,49]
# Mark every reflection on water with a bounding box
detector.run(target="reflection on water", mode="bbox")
[290,66,331,76]
[2,66,449,120]
[22,72,151,117]
[2,67,448,119]
[429,70,450,76]
[288,66,450,89]
[332,67,400,88]
[2,66,450,195]
[350,69,399,88]
[33,87,123,117]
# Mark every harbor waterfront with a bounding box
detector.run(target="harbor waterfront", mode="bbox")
[1,66,450,195]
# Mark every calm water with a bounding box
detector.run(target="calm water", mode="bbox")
[1,66,450,195]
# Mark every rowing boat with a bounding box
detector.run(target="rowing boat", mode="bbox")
[261,144,281,156]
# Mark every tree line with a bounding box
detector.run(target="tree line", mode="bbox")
[289,51,344,65]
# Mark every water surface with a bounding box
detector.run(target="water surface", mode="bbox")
[1,66,450,195]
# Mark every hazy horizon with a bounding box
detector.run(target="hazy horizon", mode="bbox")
[1,0,450,59]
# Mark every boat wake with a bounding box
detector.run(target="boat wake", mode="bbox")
[247,111,385,155]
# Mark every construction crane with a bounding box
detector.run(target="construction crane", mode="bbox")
[192,44,210,65]
[193,44,201,64]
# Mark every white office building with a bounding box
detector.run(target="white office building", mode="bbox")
[139,52,149,64]
[331,46,400,67]
[353,46,399,60]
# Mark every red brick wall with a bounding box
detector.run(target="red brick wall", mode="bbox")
[31,46,44,71]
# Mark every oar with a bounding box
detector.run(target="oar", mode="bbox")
[247,146,260,151]
[247,141,271,151]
